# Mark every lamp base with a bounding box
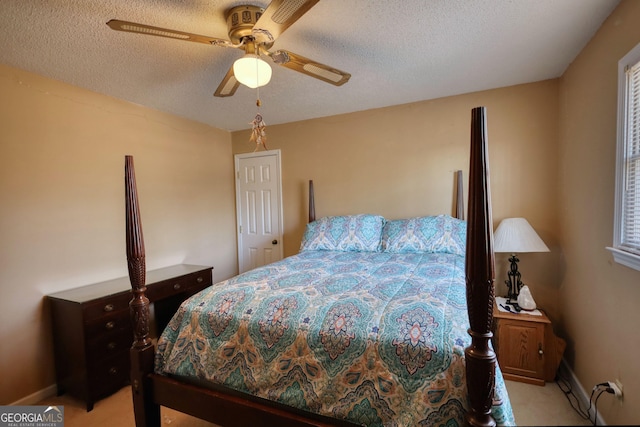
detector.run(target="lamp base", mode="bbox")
[504,253,524,312]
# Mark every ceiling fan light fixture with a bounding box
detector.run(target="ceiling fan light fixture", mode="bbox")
[233,54,272,89]
[107,0,352,98]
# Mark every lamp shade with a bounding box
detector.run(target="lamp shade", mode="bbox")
[233,54,272,89]
[494,218,549,253]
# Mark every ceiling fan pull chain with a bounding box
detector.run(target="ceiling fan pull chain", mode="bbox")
[251,55,267,152]
[256,51,262,107]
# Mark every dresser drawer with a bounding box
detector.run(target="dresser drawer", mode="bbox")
[85,310,130,337]
[86,325,133,360]
[146,270,211,301]
[88,350,130,400]
[83,292,132,323]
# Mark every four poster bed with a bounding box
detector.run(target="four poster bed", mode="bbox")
[124,107,514,426]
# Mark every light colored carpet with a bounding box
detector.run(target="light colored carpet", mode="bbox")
[37,386,218,427]
[37,379,591,426]
[505,380,591,426]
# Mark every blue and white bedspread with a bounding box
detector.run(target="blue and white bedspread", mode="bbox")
[155,250,514,426]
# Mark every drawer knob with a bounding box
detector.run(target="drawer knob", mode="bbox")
[173,283,181,290]
[109,367,118,376]
[105,321,115,330]
[107,342,117,351]
[197,276,204,283]
[103,304,114,312]
[538,344,544,356]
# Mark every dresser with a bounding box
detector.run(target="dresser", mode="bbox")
[492,302,565,386]
[47,264,213,410]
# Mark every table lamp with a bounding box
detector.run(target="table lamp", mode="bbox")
[494,218,549,307]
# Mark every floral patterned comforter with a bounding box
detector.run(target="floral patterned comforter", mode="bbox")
[155,250,515,426]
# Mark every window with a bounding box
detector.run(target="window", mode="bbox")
[609,42,640,271]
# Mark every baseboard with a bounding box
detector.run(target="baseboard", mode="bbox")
[9,384,57,406]
[558,359,607,426]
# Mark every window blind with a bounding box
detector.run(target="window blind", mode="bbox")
[622,60,640,254]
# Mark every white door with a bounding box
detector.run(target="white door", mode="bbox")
[235,150,284,273]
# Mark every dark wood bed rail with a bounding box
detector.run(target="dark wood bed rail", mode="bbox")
[125,106,496,426]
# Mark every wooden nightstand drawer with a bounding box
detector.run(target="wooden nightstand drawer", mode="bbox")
[495,318,545,381]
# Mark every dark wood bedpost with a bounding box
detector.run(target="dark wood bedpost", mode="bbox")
[125,156,161,427]
[309,180,316,223]
[464,108,496,427]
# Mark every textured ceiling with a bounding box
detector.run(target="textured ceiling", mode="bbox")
[0,0,620,131]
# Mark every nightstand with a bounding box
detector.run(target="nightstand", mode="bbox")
[492,302,566,386]
[47,264,213,410]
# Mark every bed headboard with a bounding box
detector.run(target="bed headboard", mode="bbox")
[308,180,315,223]
[307,171,465,223]
[456,169,464,220]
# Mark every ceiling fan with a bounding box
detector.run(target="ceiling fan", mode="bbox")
[106,0,351,97]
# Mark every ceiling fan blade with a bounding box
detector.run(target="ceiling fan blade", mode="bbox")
[106,19,235,48]
[214,65,240,97]
[269,50,351,86]
[251,0,320,44]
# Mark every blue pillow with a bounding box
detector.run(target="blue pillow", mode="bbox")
[300,214,385,252]
[381,215,466,255]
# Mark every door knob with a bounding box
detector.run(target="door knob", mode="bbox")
[272,239,278,244]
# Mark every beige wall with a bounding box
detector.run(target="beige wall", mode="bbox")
[0,64,238,404]
[233,80,562,320]
[558,0,640,424]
